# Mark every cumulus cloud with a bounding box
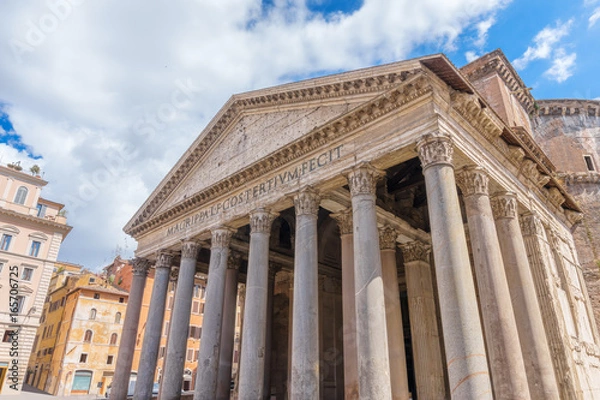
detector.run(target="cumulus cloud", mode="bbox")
[0,0,511,269]
[474,16,495,47]
[513,19,573,70]
[543,49,576,83]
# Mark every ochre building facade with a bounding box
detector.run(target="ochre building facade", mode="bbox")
[114,50,600,399]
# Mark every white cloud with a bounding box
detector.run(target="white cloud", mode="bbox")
[0,0,512,269]
[474,16,495,47]
[513,19,573,70]
[544,48,576,83]
[465,50,480,62]
[590,7,600,27]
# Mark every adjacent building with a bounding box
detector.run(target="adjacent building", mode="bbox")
[26,269,128,397]
[0,165,71,394]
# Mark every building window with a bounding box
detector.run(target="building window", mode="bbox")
[584,155,596,171]
[79,353,88,363]
[107,355,114,365]
[186,349,193,361]
[167,296,174,309]
[114,312,121,324]
[36,203,47,218]
[72,370,92,394]
[14,186,28,205]
[93,293,100,299]
[29,241,41,257]
[89,308,96,320]
[2,330,15,342]
[110,333,118,345]
[163,321,170,336]
[14,295,25,313]
[1,234,12,251]
[88,277,96,284]
[159,347,165,358]
[119,297,124,303]
[192,301,199,314]
[21,267,34,281]
[0,261,4,273]
[84,330,93,343]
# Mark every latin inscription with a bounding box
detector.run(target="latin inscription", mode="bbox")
[166,144,344,236]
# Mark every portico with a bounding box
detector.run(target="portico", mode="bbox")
[114,53,600,400]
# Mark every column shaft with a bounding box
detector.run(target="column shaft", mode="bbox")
[417,134,492,399]
[263,267,277,399]
[194,228,234,400]
[290,188,320,399]
[238,209,276,399]
[216,255,240,400]
[331,210,358,400]
[161,241,199,400]
[134,253,173,400]
[492,193,560,399]
[110,258,149,400]
[347,164,392,399]
[456,167,530,400]
[401,242,446,400]
[379,226,410,400]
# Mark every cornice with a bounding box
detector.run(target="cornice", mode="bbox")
[127,72,435,237]
[125,68,425,235]
[0,208,72,235]
[460,49,535,114]
[558,172,600,185]
[536,99,600,117]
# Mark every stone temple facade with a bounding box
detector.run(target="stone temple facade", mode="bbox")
[114,50,600,399]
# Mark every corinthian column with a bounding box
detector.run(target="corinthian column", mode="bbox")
[330,209,358,400]
[162,240,200,400]
[290,187,320,400]
[379,226,409,400]
[399,241,446,400]
[491,192,560,399]
[416,133,492,399]
[346,163,392,399]
[134,252,173,400]
[456,166,530,400]
[216,253,240,400]
[238,209,277,400]
[195,227,235,400]
[110,258,149,400]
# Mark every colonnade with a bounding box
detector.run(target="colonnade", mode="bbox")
[111,132,562,400]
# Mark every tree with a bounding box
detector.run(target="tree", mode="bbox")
[30,164,41,176]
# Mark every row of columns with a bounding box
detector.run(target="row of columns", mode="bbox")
[112,131,564,400]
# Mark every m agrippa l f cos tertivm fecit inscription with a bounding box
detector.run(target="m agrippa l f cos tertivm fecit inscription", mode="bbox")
[166,144,344,236]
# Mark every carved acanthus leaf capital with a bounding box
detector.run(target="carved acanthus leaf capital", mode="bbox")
[416,133,454,169]
[227,252,241,270]
[346,163,384,197]
[399,241,431,264]
[211,227,235,249]
[181,240,200,260]
[378,225,398,250]
[249,208,278,234]
[520,213,544,237]
[293,187,320,216]
[491,192,517,220]
[155,251,174,270]
[330,209,353,235]
[456,166,489,197]
[132,257,150,276]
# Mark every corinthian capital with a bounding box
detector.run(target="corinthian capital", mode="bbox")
[249,208,278,234]
[155,251,174,270]
[346,163,384,197]
[416,133,453,170]
[181,240,200,260]
[378,225,398,250]
[211,227,235,249]
[520,212,543,237]
[293,187,320,216]
[330,209,353,235]
[456,166,489,197]
[491,192,517,220]
[132,257,150,276]
[399,241,431,264]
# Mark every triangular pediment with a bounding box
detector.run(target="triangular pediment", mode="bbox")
[125,54,471,237]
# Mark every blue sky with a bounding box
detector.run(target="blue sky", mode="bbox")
[0,0,598,269]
